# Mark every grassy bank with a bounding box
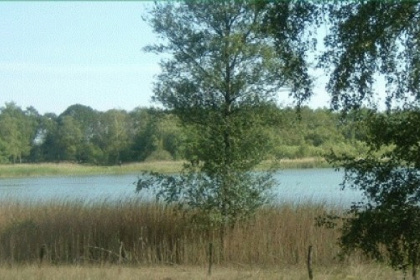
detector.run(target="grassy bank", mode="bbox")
[1,199,350,267]
[0,157,329,178]
[0,161,183,178]
[0,264,401,280]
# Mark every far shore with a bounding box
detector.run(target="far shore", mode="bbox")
[0,157,329,179]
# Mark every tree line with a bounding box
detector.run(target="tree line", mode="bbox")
[0,101,367,165]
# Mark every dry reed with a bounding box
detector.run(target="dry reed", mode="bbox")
[0,198,357,267]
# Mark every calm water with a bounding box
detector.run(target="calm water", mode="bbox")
[0,169,362,206]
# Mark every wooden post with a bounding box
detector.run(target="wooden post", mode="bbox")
[307,245,313,280]
[39,244,46,265]
[208,242,213,276]
[119,241,125,264]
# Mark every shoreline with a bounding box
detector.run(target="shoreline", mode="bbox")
[0,157,330,179]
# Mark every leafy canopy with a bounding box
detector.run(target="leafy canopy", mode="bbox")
[321,1,420,111]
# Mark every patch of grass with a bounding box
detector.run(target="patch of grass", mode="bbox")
[0,264,402,280]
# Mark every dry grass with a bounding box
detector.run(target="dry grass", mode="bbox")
[0,198,405,278]
[0,198,353,267]
[0,264,403,280]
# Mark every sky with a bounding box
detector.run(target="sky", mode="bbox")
[0,2,331,115]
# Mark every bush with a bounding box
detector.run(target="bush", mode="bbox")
[144,149,173,162]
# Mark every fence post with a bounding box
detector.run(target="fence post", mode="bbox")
[119,241,125,264]
[39,244,48,266]
[208,242,213,276]
[307,245,313,280]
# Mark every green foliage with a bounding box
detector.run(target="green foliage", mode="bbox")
[56,116,83,162]
[321,111,420,277]
[0,101,376,166]
[132,110,185,162]
[0,103,40,163]
[144,149,173,162]
[98,110,132,164]
[321,1,420,111]
[329,117,420,275]
[0,139,9,164]
[137,170,274,229]
[320,2,420,278]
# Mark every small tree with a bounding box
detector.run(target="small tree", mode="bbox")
[138,0,314,246]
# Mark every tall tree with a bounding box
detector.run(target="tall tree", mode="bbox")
[98,110,131,165]
[60,104,102,163]
[0,103,39,163]
[133,110,185,161]
[319,2,420,278]
[37,113,59,162]
[55,116,83,162]
[138,0,315,244]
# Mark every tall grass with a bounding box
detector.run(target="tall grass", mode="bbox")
[0,198,358,267]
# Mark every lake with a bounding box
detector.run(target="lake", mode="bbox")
[0,168,362,207]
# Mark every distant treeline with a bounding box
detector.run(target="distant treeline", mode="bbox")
[0,102,368,165]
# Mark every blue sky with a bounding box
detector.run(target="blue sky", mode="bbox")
[0,2,330,115]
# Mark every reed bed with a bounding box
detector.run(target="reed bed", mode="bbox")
[0,198,357,268]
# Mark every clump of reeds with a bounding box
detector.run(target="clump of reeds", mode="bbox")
[0,198,357,267]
